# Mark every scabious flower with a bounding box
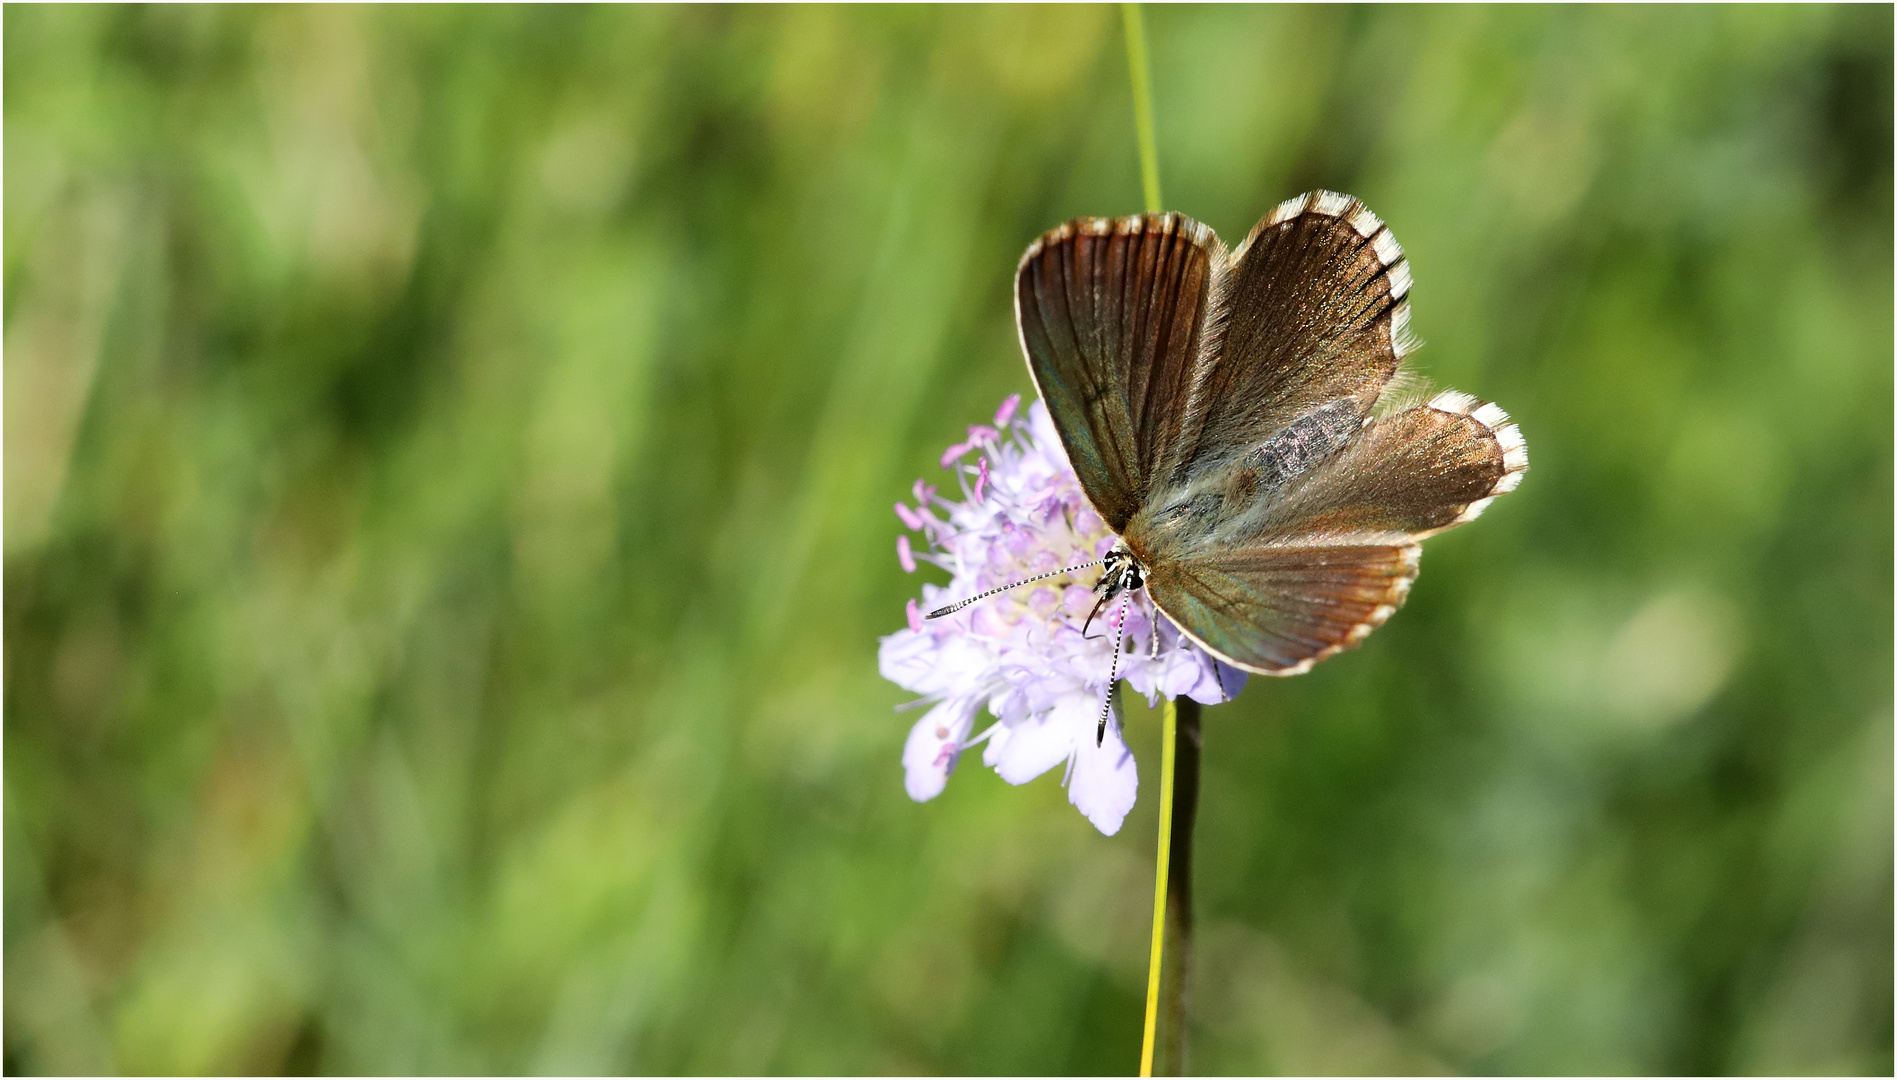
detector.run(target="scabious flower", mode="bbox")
[880,394,1247,835]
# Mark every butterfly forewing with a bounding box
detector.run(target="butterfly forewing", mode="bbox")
[1259,392,1528,543]
[1015,214,1222,532]
[1177,191,1414,477]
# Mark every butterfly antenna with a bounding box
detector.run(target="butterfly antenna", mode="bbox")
[926,559,1104,619]
[1145,592,1161,659]
[1097,594,1130,747]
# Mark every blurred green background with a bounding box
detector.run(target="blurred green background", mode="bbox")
[5,4,1890,1075]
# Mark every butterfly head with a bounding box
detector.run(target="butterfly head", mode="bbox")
[1081,544,1148,643]
[1096,544,1146,601]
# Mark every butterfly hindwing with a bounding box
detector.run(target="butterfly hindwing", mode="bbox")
[1143,392,1526,674]
[1259,392,1529,542]
[1016,213,1223,532]
[1144,542,1420,676]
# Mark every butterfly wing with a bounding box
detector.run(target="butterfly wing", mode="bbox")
[1015,213,1223,532]
[1145,542,1422,676]
[1174,191,1417,475]
[1257,392,1528,543]
[1144,392,1527,674]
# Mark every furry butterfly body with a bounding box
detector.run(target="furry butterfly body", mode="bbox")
[1015,191,1527,676]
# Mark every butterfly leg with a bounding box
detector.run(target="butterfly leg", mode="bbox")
[1080,588,1114,640]
[1096,594,1130,747]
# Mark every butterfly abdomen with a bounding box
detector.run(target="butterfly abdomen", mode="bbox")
[1136,399,1361,551]
[1235,399,1359,496]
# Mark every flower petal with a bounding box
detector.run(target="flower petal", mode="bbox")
[1067,701,1138,835]
[903,699,977,801]
[878,630,935,688]
[878,630,989,695]
[987,703,1077,785]
[1186,660,1249,705]
[1159,652,1205,699]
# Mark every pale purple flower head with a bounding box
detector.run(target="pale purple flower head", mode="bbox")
[879,394,1247,835]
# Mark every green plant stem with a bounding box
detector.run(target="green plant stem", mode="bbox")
[1138,697,1177,1077]
[1122,3,1162,213]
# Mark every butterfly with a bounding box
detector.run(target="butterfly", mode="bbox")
[934,191,1526,739]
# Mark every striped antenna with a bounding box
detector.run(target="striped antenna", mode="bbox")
[1096,592,1131,746]
[925,559,1105,619]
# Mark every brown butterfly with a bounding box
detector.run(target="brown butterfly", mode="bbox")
[934,191,1526,738]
